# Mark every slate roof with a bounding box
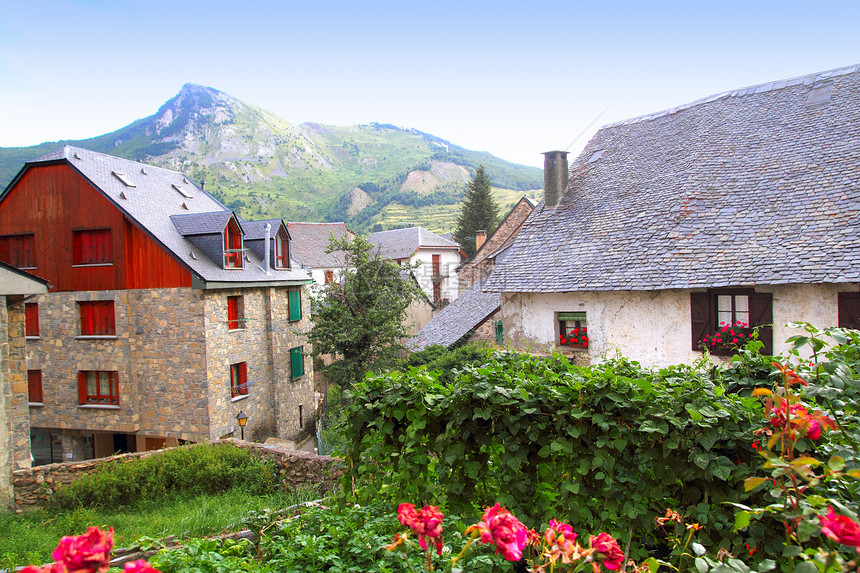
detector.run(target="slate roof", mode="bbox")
[407,280,500,350]
[242,219,288,240]
[485,64,860,293]
[171,211,237,236]
[367,227,461,260]
[15,146,311,285]
[287,222,351,268]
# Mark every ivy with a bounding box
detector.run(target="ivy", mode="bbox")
[340,352,771,561]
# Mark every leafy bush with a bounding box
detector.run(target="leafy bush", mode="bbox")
[53,443,277,510]
[400,343,496,385]
[341,350,770,561]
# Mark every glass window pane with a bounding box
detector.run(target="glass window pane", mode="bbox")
[718,311,732,326]
[717,295,732,312]
[736,311,750,326]
[87,372,97,396]
[735,295,749,312]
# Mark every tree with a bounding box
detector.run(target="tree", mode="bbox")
[453,165,501,257]
[308,235,422,388]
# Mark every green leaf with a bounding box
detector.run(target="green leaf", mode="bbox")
[793,562,817,573]
[693,451,712,470]
[828,455,846,472]
[692,542,706,556]
[782,545,802,558]
[733,510,751,531]
[695,557,710,573]
[756,559,776,571]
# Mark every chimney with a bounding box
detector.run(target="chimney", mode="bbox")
[543,150,570,208]
[475,230,487,251]
[264,223,271,273]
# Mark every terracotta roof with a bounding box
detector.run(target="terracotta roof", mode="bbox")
[13,146,311,285]
[287,222,351,269]
[486,64,860,293]
[367,227,460,260]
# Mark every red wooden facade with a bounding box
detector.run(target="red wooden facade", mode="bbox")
[0,163,192,291]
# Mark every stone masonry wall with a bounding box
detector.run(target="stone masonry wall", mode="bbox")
[203,285,314,443]
[11,439,340,509]
[27,288,211,445]
[458,198,534,293]
[6,300,33,471]
[1,298,13,501]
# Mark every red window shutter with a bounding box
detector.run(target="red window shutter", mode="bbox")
[110,372,120,405]
[97,302,115,335]
[240,362,247,388]
[324,270,334,284]
[838,292,860,329]
[228,296,239,329]
[28,371,43,403]
[78,372,87,404]
[432,254,441,276]
[25,303,39,337]
[690,292,711,350]
[749,293,774,355]
[80,303,94,335]
[73,233,83,264]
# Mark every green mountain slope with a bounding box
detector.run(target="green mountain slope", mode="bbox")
[0,84,543,234]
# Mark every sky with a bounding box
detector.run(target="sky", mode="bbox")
[1,1,859,168]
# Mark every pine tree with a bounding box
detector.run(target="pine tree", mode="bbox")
[453,166,500,257]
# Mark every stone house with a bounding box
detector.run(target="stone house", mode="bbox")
[485,64,860,368]
[0,146,315,465]
[368,227,464,305]
[287,222,353,289]
[0,263,49,500]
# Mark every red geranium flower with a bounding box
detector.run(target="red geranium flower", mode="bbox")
[820,507,860,551]
[472,503,528,561]
[53,527,113,573]
[589,533,625,570]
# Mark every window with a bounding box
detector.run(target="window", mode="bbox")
[838,292,860,329]
[290,347,304,380]
[78,371,119,405]
[0,233,36,268]
[224,219,243,269]
[288,289,302,322]
[275,231,289,269]
[230,362,248,397]
[558,312,589,349]
[79,301,116,336]
[324,270,334,284]
[227,295,244,330]
[28,370,43,403]
[25,302,39,338]
[72,229,112,265]
[691,290,773,355]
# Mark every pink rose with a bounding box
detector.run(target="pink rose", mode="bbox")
[53,527,113,573]
[397,503,444,555]
[820,507,860,551]
[589,533,625,570]
[475,504,528,561]
[123,560,161,573]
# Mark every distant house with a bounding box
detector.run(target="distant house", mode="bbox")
[457,196,535,293]
[0,146,315,465]
[368,227,464,305]
[0,263,49,498]
[409,197,535,350]
[287,222,353,287]
[485,64,860,367]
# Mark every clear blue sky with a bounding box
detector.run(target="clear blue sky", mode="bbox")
[1,1,858,167]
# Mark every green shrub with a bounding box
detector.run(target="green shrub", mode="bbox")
[400,343,496,385]
[53,443,277,510]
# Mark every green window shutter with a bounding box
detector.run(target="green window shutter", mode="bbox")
[289,289,302,322]
[290,347,304,380]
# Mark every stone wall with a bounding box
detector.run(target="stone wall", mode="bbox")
[27,288,210,448]
[203,286,314,443]
[11,440,340,509]
[4,301,31,471]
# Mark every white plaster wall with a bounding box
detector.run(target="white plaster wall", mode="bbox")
[500,283,859,368]
[411,249,461,302]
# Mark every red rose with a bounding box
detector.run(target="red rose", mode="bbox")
[53,527,113,573]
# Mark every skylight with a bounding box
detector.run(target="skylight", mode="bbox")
[172,184,193,199]
[112,171,136,187]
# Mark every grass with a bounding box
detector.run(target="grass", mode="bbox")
[0,487,321,569]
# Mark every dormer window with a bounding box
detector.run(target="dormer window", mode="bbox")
[275,230,289,269]
[224,218,243,269]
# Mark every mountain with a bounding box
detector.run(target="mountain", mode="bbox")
[0,84,543,234]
